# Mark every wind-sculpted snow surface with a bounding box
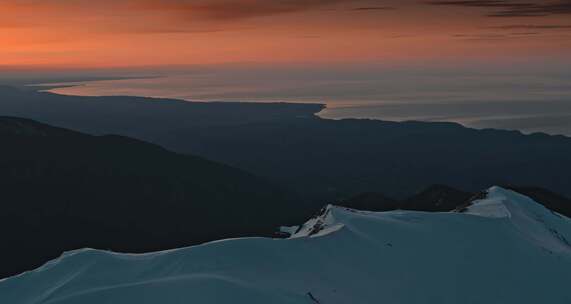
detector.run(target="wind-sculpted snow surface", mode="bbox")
[1,187,570,303]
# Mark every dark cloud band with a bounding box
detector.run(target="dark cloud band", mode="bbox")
[427,0,571,17]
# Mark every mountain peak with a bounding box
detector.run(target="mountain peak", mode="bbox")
[290,205,345,238]
[463,186,571,254]
[461,186,515,218]
[461,186,562,219]
[1,188,570,303]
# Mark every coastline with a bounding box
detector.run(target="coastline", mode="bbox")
[10,79,571,137]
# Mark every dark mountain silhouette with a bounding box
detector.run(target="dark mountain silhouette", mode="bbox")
[1,115,570,279]
[340,185,472,212]
[403,185,473,211]
[1,86,571,200]
[183,118,571,200]
[340,185,571,218]
[336,192,399,211]
[0,117,305,279]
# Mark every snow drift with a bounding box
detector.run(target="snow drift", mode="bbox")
[1,187,570,303]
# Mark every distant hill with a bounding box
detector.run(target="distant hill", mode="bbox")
[0,117,302,278]
[179,118,571,200]
[340,184,571,218]
[1,86,571,200]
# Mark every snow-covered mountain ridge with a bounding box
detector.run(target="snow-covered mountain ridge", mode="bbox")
[1,187,570,303]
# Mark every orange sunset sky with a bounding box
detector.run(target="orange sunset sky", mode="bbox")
[1,0,571,69]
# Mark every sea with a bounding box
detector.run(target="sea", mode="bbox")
[43,65,571,136]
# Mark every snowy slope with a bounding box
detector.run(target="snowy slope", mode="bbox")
[1,187,570,304]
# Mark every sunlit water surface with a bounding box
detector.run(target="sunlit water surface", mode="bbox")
[46,68,571,136]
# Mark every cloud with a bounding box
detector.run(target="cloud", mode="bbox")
[351,6,396,11]
[453,33,510,40]
[426,0,536,9]
[0,0,397,34]
[452,31,543,41]
[509,31,540,35]
[133,0,398,21]
[488,24,571,29]
[125,0,398,34]
[132,0,349,20]
[490,1,571,17]
[426,0,571,17]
